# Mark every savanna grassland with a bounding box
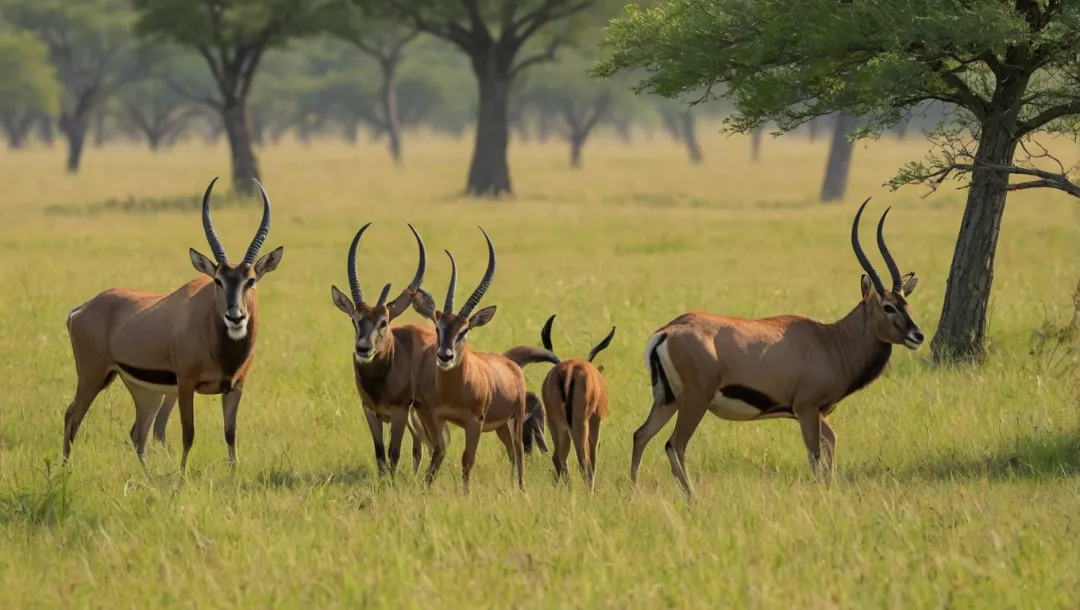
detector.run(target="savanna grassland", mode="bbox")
[0,131,1078,609]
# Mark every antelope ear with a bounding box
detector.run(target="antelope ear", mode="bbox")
[860,275,879,303]
[901,273,919,296]
[254,246,284,281]
[330,285,354,315]
[190,248,217,278]
[468,305,497,329]
[412,288,437,322]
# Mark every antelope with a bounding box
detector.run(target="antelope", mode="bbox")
[411,227,559,492]
[632,198,922,496]
[328,222,447,477]
[538,314,615,488]
[63,177,284,475]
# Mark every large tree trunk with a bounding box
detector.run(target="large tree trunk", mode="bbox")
[931,121,1017,363]
[751,124,764,162]
[466,70,512,196]
[59,112,90,174]
[819,114,857,202]
[680,109,703,164]
[381,60,403,164]
[220,100,260,197]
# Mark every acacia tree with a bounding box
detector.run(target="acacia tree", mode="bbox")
[114,53,204,150]
[369,0,598,195]
[595,0,1080,364]
[131,0,332,196]
[524,49,615,167]
[5,0,147,172]
[0,26,61,149]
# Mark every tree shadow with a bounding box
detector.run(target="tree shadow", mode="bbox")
[846,429,1080,484]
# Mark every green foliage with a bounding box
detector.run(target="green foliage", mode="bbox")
[0,25,60,116]
[132,0,332,53]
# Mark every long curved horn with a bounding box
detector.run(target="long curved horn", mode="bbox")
[876,207,904,293]
[347,223,372,305]
[376,283,392,308]
[406,223,427,293]
[851,198,885,294]
[242,178,272,265]
[201,177,229,264]
[458,226,496,318]
[443,250,458,313]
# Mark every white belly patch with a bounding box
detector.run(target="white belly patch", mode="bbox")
[707,393,764,421]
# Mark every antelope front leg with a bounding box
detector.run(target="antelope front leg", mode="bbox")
[221,382,244,470]
[178,385,196,476]
[460,418,483,494]
[820,415,837,482]
[796,409,826,483]
[387,409,410,478]
[362,406,388,476]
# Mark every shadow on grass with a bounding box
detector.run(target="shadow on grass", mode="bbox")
[246,464,377,490]
[848,429,1080,484]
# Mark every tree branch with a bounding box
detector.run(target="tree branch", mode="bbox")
[510,36,560,77]
[1018,100,1080,136]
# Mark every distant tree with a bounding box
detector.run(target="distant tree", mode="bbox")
[5,0,148,172]
[369,0,599,195]
[654,99,702,163]
[131,0,333,196]
[819,114,857,202]
[0,26,61,149]
[115,78,200,150]
[594,0,1080,364]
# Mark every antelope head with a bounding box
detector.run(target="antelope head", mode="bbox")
[331,223,428,364]
[851,198,923,350]
[188,177,284,341]
[414,227,497,371]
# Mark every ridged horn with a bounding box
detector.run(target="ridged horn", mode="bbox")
[201,177,228,264]
[406,223,427,293]
[443,250,458,313]
[458,226,496,318]
[851,198,885,294]
[376,283,392,308]
[242,178,271,265]
[347,223,372,305]
[876,207,904,293]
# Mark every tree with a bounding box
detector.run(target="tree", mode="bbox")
[131,0,333,196]
[370,0,598,196]
[594,0,1080,364]
[5,0,147,172]
[0,26,61,149]
[523,49,614,167]
[819,114,857,202]
[114,71,201,150]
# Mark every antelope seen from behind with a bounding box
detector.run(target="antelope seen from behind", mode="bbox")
[412,227,559,492]
[63,178,284,475]
[329,222,446,477]
[538,315,615,489]
[632,198,922,497]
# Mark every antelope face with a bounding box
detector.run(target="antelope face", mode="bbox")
[331,286,392,365]
[415,291,497,371]
[191,248,284,341]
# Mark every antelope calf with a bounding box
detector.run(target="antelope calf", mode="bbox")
[64,178,284,475]
[412,227,559,492]
[538,315,615,488]
[632,199,923,496]
[329,222,445,477]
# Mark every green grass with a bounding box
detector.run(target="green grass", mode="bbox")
[0,133,1078,608]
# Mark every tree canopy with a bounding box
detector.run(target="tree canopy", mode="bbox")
[594,0,1080,364]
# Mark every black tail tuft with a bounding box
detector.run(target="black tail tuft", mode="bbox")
[564,375,575,429]
[587,326,616,363]
[649,333,675,404]
[541,314,556,353]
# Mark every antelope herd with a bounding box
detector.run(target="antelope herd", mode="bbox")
[61,179,921,497]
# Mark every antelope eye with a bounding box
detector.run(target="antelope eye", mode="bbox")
[456,331,468,342]
[883,304,897,314]
[213,278,223,288]
[245,279,256,290]
[379,319,388,329]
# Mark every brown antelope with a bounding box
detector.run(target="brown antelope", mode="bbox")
[329,222,447,477]
[63,177,284,475]
[632,198,922,496]
[538,314,615,489]
[411,227,559,492]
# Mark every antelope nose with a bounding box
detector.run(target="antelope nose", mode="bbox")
[910,329,924,343]
[225,309,245,324]
[437,348,454,362]
[355,340,371,354]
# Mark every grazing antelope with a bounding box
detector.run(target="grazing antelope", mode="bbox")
[538,315,615,488]
[632,198,922,496]
[412,227,559,492]
[522,391,549,456]
[64,177,284,475]
[328,222,445,477]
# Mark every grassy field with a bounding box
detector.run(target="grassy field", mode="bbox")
[0,130,1078,608]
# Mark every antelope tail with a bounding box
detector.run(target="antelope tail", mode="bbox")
[502,345,560,369]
